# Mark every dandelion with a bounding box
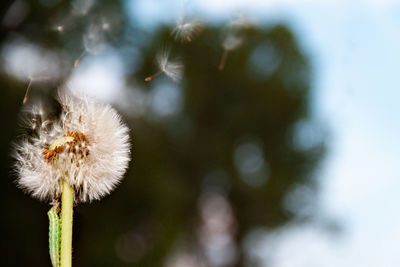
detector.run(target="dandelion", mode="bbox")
[172,16,202,43]
[13,89,130,266]
[145,49,183,83]
[14,89,130,202]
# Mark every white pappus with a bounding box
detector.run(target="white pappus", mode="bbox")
[145,48,183,83]
[13,89,131,202]
[172,16,202,43]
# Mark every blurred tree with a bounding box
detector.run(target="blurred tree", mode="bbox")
[0,0,324,266]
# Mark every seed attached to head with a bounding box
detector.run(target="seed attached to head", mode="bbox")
[43,132,89,163]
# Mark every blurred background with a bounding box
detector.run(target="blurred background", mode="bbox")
[1,0,399,266]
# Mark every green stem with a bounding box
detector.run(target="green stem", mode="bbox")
[60,179,73,267]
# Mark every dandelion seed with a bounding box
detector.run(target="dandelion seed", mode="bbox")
[74,24,105,68]
[228,14,253,29]
[218,35,243,71]
[13,89,131,202]
[218,14,251,71]
[145,49,183,83]
[22,78,33,104]
[172,17,202,43]
[22,75,50,104]
[223,35,243,51]
[73,50,87,68]
[83,24,105,55]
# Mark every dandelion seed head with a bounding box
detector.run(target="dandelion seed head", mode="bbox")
[13,89,131,202]
[156,49,183,82]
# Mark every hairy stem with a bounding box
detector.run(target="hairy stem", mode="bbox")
[60,179,73,267]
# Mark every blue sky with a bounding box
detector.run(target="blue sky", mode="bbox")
[123,0,400,265]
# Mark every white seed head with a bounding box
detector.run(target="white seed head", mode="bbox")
[157,49,183,82]
[13,89,131,203]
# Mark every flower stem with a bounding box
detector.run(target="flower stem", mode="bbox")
[60,179,73,267]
